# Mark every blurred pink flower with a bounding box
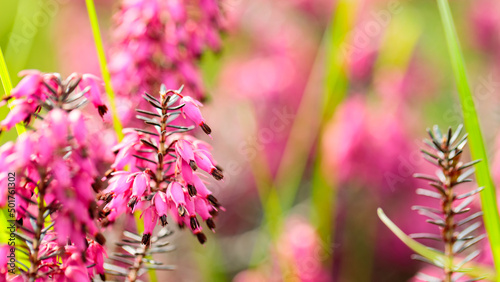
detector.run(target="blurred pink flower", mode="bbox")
[234,217,331,282]
[470,0,500,54]
[109,0,225,125]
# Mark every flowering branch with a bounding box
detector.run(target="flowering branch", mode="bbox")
[100,85,223,280]
[412,125,484,281]
[0,71,111,281]
[27,176,46,281]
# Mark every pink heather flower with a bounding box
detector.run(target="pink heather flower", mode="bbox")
[180,95,212,135]
[102,88,223,244]
[1,71,109,133]
[129,172,150,210]
[0,107,109,253]
[235,217,331,282]
[194,150,223,180]
[154,191,169,226]
[0,66,112,280]
[0,245,23,282]
[109,0,225,126]
[21,233,107,281]
[192,173,212,198]
[167,182,186,210]
[141,207,158,245]
[470,0,500,53]
[0,100,35,132]
[0,245,9,277]
[86,240,107,277]
[175,139,197,169]
[132,172,150,197]
[104,172,132,195]
[10,70,43,98]
[68,109,87,146]
[79,74,108,117]
[179,159,194,184]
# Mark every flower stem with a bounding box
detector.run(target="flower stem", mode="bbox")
[442,156,455,282]
[127,93,173,282]
[28,178,46,281]
[127,245,147,282]
[84,0,123,141]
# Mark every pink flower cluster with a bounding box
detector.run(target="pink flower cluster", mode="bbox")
[0,70,111,280]
[100,87,223,245]
[1,71,107,133]
[1,109,105,250]
[0,245,22,282]
[234,217,331,282]
[322,95,414,192]
[109,0,225,121]
[0,234,106,282]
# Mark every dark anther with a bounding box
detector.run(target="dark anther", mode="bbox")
[99,207,111,219]
[187,184,197,197]
[210,168,223,181]
[88,201,97,219]
[160,215,168,226]
[142,233,152,246]
[206,218,216,231]
[196,232,207,244]
[207,195,221,208]
[189,160,198,171]
[200,122,212,135]
[95,233,106,245]
[178,205,187,217]
[97,105,108,118]
[101,218,111,227]
[128,196,138,209]
[190,217,200,230]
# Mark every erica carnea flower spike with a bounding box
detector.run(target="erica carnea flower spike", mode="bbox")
[109,0,225,109]
[412,125,484,282]
[0,69,111,281]
[0,71,108,133]
[100,85,223,245]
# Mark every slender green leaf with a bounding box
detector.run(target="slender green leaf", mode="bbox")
[0,47,25,136]
[436,0,500,278]
[85,0,123,141]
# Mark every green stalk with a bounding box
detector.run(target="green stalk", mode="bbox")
[85,1,155,280]
[85,0,123,141]
[436,0,500,278]
[310,0,357,249]
[0,47,25,136]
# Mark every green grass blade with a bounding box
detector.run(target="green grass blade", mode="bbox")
[85,0,123,141]
[378,208,496,281]
[436,0,500,277]
[0,47,25,136]
[310,0,358,258]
